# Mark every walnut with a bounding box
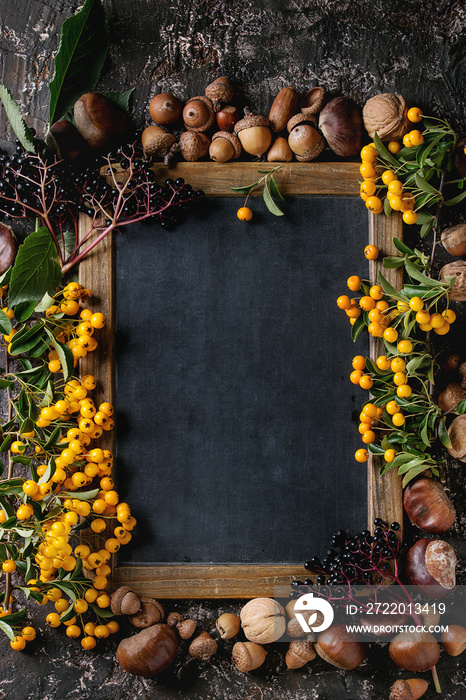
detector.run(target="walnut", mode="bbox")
[362,93,410,141]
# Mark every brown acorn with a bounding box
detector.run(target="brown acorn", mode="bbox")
[209,131,241,162]
[149,93,182,126]
[268,87,299,133]
[234,108,272,157]
[183,96,215,132]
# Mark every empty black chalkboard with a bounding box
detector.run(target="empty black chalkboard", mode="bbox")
[114,194,369,566]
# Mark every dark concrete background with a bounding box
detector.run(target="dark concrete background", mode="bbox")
[0,1,465,698]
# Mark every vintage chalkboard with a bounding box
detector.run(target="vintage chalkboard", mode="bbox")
[79,162,403,598]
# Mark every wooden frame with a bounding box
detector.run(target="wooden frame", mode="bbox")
[79,162,403,598]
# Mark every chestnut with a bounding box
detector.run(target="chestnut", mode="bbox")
[441,224,466,258]
[314,624,366,670]
[0,223,17,275]
[116,623,178,677]
[403,478,456,533]
[405,538,457,599]
[49,119,91,161]
[216,105,240,132]
[318,96,362,157]
[74,92,126,150]
[389,629,440,672]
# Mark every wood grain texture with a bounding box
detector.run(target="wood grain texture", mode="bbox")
[368,211,404,535]
[78,217,115,567]
[78,163,403,597]
[115,564,307,599]
[153,161,360,196]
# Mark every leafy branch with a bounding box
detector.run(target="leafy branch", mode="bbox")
[231,166,285,216]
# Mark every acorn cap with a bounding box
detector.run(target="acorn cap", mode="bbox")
[211,131,242,159]
[179,131,210,161]
[234,108,270,134]
[205,77,234,111]
[301,87,326,116]
[110,586,141,616]
[141,125,177,158]
[287,112,317,132]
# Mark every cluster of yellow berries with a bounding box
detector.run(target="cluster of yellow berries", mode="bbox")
[354,397,407,464]
[0,284,137,651]
[359,107,424,224]
[337,274,456,338]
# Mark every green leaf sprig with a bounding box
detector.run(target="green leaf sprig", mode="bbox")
[231,166,285,216]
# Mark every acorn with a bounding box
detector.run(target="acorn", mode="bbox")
[149,93,182,126]
[232,641,267,672]
[216,613,241,640]
[188,631,218,662]
[129,597,164,628]
[287,114,325,162]
[179,131,210,161]
[205,77,234,112]
[234,108,272,157]
[267,136,294,162]
[141,125,177,160]
[447,414,466,462]
[209,131,241,162]
[441,625,466,656]
[268,87,299,133]
[183,96,215,132]
[285,640,316,669]
[110,586,141,616]
[389,678,429,700]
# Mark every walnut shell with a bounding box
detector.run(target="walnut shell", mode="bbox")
[362,93,410,141]
[447,414,466,461]
[439,260,466,300]
[240,598,286,644]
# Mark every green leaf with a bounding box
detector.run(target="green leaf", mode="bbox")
[8,228,62,308]
[456,399,466,415]
[438,419,452,449]
[49,0,109,125]
[0,310,12,335]
[397,457,425,474]
[230,185,255,195]
[263,180,284,216]
[393,238,415,256]
[0,619,15,641]
[38,457,57,485]
[444,189,466,207]
[415,211,436,225]
[402,464,432,487]
[0,84,35,153]
[100,89,134,114]
[414,172,442,198]
[269,175,285,202]
[9,324,45,356]
[351,315,365,342]
[373,133,400,168]
[35,293,56,314]
[404,257,442,288]
[60,488,99,501]
[0,379,14,390]
[420,414,431,448]
[377,271,404,301]
[44,329,74,381]
[383,257,404,269]
[14,300,37,323]
[89,603,115,618]
[368,443,385,455]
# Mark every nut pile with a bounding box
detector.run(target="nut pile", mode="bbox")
[143,81,364,164]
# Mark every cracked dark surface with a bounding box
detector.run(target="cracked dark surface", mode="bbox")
[0,1,465,698]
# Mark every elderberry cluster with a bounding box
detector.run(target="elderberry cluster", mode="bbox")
[0,137,204,254]
[290,519,403,596]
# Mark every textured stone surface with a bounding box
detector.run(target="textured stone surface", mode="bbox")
[0,0,465,698]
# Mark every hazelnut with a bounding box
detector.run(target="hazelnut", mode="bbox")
[216,105,240,132]
[216,613,241,639]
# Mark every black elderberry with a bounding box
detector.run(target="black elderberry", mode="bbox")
[390,522,400,531]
